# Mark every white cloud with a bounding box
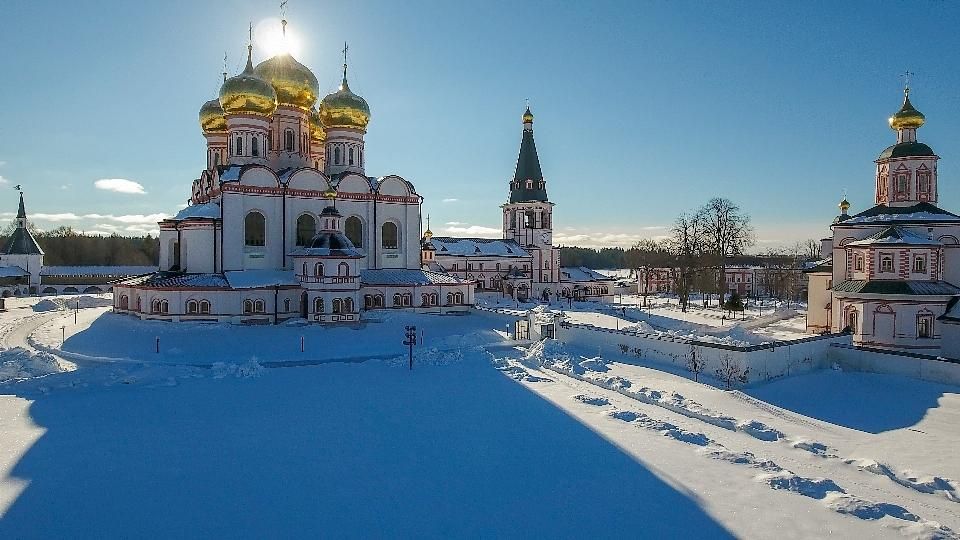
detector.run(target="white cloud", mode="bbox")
[442,198,459,203]
[0,176,8,185]
[444,221,465,226]
[94,178,146,195]
[440,224,501,237]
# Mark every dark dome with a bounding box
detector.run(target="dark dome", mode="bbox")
[877,142,936,160]
[320,205,341,217]
[308,231,356,253]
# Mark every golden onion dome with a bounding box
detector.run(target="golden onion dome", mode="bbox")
[839,198,851,212]
[199,98,226,133]
[319,67,371,131]
[219,46,278,117]
[889,88,925,131]
[309,106,327,142]
[254,53,320,110]
[522,106,534,123]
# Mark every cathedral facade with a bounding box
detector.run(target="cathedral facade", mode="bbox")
[113,39,473,323]
[806,88,960,352]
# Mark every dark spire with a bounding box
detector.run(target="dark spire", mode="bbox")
[16,191,25,221]
[510,107,548,203]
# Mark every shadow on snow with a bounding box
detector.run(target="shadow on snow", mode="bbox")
[0,360,733,538]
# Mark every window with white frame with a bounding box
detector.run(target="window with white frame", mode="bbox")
[854,253,864,271]
[879,253,894,273]
[918,314,933,338]
[913,255,927,273]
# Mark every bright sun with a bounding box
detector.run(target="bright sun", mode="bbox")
[255,17,302,58]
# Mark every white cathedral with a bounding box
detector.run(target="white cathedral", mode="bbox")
[113,31,612,324]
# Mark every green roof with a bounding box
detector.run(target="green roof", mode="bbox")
[833,279,960,296]
[877,141,936,160]
[510,123,548,203]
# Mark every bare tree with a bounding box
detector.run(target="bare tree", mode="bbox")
[667,213,705,312]
[686,344,707,382]
[715,354,750,390]
[696,198,755,306]
[802,238,822,261]
[634,238,672,308]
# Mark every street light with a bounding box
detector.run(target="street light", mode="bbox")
[403,325,417,370]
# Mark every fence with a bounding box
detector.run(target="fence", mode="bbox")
[829,343,960,386]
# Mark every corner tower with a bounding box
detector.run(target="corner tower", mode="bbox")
[875,86,939,207]
[501,107,560,299]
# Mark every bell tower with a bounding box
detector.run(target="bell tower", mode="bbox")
[501,107,560,298]
[875,83,939,207]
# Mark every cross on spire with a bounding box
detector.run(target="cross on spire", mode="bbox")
[902,70,914,95]
[342,42,349,83]
[222,52,228,82]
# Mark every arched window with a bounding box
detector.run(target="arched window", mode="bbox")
[349,147,354,165]
[359,148,364,166]
[430,293,438,306]
[455,292,463,304]
[345,216,363,248]
[314,262,324,277]
[119,295,129,310]
[381,222,399,249]
[314,160,319,169]
[403,293,412,306]
[161,300,169,314]
[334,147,341,164]
[243,300,254,314]
[374,295,384,308]
[301,262,308,277]
[313,297,324,313]
[344,297,354,313]
[199,300,211,314]
[235,136,243,156]
[364,295,373,309]
[338,262,349,276]
[245,211,266,247]
[252,136,259,157]
[421,294,429,307]
[296,214,316,246]
[136,297,142,312]
[152,298,161,313]
[447,292,454,305]
[333,298,343,314]
[214,152,221,166]
[254,299,265,313]
[187,300,198,314]
[283,299,290,312]
[284,129,294,152]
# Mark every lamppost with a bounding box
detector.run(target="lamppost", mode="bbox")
[403,325,417,370]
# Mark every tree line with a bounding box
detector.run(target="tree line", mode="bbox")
[0,224,160,266]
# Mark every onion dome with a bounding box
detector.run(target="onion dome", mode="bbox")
[319,65,370,131]
[254,53,320,110]
[219,46,278,117]
[839,198,850,213]
[522,106,534,124]
[320,205,341,218]
[889,88,925,131]
[199,99,226,133]
[309,106,327,142]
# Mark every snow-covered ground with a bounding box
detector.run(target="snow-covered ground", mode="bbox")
[0,295,958,538]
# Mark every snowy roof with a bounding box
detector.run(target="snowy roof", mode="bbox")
[288,232,362,258]
[219,165,242,182]
[173,202,220,220]
[847,226,940,247]
[119,272,230,289]
[41,265,157,277]
[360,269,469,286]
[225,270,299,289]
[840,202,960,225]
[431,237,530,257]
[803,257,833,273]
[560,266,616,283]
[0,265,28,277]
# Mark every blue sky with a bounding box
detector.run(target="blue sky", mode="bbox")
[1,1,959,249]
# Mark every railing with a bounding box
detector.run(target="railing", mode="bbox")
[295,275,357,284]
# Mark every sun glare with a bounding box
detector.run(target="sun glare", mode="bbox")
[255,17,302,58]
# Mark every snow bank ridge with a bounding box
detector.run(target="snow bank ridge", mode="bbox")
[0,346,64,382]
